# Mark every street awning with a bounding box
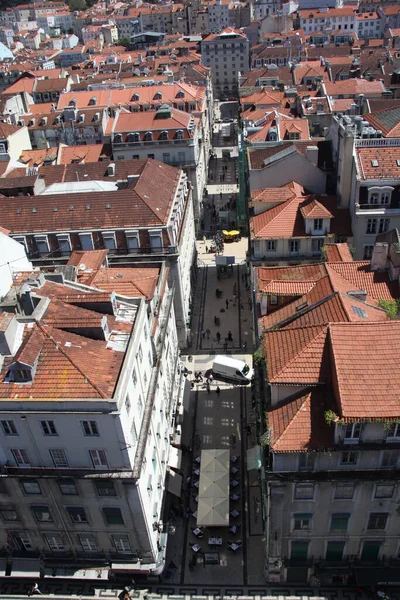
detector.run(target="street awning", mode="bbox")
[247,446,262,470]
[11,558,41,578]
[198,471,229,498]
[201,449,230,473]
[167,470,182,497]
[168,446,182,471]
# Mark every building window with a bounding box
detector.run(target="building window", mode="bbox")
[266,240,276,251]
[126,231,139,251]
[344,423,362,443]
[375,484,395,499]
[103,507,124,525]
[293,513,312,530]
[366,219,377,234]
[1,420,17,436]
[132,368,137,385]
[95,481,116,497]
[150,230,163,250]
[363,245,373,260]
[58,479,77,495]
[78,533,98,553]
[313,219,323,231]
[79,233,93,250]
[299,454,315,470]
[381,450,399,468]
[9,531,32,551]
[81,421,99,436]
[102,232,116,250]
[326,540,345,561]
[289,239,299,253]
[367,513,388,530]
[0,508,18,521]
[330,513,350,531]
[341,451,358,465]
[35,236,49,255]
[294,483,314,500]
[361,540,381,561]
[378,218,390,234]
[290,540,309,560]
[138,344,143,362]
[125,395,131,414]
[112,534,131,554]
[89,449,108,468]
[21,479,41,495]
[56,234,71,254]
[12,449,30,466]
[41,420,57,436]
[334,482,354,500]
[67,507,88,523]
[386,423,400,440]
[45,533,64,552]
[50,449,68,467]
[32,506,53,522]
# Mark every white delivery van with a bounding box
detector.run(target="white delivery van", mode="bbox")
[212,355,254,384]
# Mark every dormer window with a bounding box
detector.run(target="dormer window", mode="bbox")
[176,129,184,140]
[154,91,162,100]
[176,90,184,98]
[159,130,168,140]
[114,133,122,143]
[5,368,31,383]
[127,133,135,142]
[132,93,140,101]
[88,97,97,106]
[367,186,393,206]
[69,99,77,107]
[343,423,362,443]
[289,132,300,140]
[144,131,153,141]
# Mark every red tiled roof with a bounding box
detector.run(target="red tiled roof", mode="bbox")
[89,267,160,298]
[355,145,400,179]
[251,191,351,239]
[263,324,329,383]
[326,261,399,300]
[324,79,385,96]
[263,280,316,295]
[67,249,108,283]
[269,389,334,452]
[0,323,124,399]
[258,263,326,289]
[300,197,334,219]
[324,243,353,262]
[0,159,180,234]
[330,322,400,419]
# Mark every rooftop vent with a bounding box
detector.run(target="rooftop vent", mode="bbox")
[86,204,91,209]
[69,205,74,210]
[371,159,379,167]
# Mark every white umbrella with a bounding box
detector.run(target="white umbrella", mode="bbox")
[201,449,230,473]
[197,496,230,527]
[198,471,229,498]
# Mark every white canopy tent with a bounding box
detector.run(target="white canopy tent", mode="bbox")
[197,496,230,527]
[197,449,230,527]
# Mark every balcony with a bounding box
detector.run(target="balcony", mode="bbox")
[3,464,132,478]
[28,245,179,261]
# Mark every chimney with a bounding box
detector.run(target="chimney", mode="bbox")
[305,145,318,166]
[358,93,365,115]
[371,242,388,272]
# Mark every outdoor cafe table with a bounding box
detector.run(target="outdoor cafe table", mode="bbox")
[208,537,222,546]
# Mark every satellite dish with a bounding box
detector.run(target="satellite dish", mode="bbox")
[79,263,86,271]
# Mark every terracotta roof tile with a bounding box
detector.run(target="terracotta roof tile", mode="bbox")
[324,243,353,262]
[263,324,329,384]
[263,280,316,295]
[300,197,334,219]
[89,267,160,298]
[257,263,326,289]
[269,389,334,452]
[326,261,399,300]
[330,322,400,418]
[355,145,400,179]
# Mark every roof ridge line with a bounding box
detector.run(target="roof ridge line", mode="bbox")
[36,322,107,399]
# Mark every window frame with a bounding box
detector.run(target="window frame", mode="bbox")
[21,479,41,495]
[367,512,388,530]
[1,420,17,436]
[66,506,88,524]
[294,483,314,500]
[81,420,99,436]
[341,450,358,465]
[12,448,30,467]
[334,482,355,500]
[31,505,53,523]
[103,507,124,525]
[330,512,350,531]
[95,480,116,497]
[58,479,77,496]
[50,448,69,468]
[40,420,57,436]
[89,449,108,468]
[374,483,395,499]
[293,513,312,530]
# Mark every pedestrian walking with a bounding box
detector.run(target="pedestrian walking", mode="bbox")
[227,331,233,342]
[206,328,211,339]
[226,299,229,309]
[28,583,42,597]
[242,341,247,351]
[206,381,211,394]
[241,273,245,282]
[216,386,221,397]
[214,316,218,325]
[233,282,237,294]
[201,329,205,339]
[216,331,221,343]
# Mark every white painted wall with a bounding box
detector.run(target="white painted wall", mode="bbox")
[0,232,32,299]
